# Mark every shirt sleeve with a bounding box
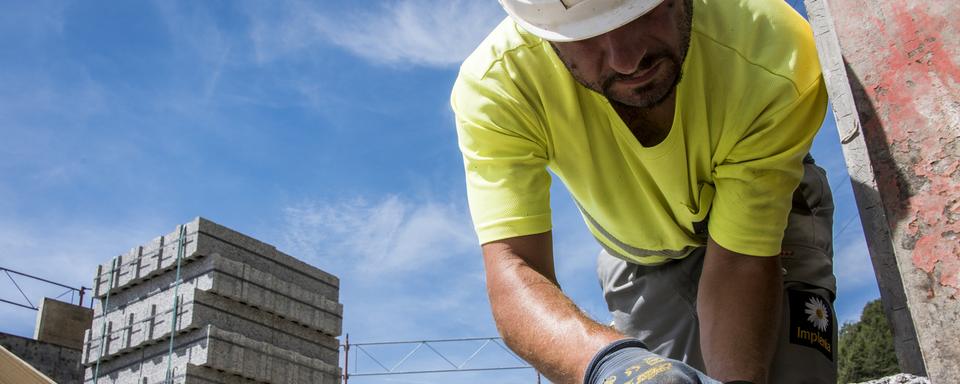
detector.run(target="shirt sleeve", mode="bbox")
[451,68,552,245]
[708,75,829,257]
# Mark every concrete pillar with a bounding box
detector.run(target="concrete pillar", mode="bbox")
[33,298,94,350]
[805,0,959,381]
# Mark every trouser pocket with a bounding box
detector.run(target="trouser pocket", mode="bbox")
[769,282,838,384]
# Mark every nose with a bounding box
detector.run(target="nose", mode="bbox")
[600,28,646,75]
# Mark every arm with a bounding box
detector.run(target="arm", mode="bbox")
[482,231,624,384]
[698,237,783,383]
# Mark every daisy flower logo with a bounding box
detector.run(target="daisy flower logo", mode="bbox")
[804,296,830,332]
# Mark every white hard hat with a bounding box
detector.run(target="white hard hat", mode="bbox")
[498,0,666,42]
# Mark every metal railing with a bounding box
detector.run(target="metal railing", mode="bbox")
[341,334,540,383]
[0,266,89,310]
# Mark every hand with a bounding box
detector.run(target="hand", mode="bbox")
[583,339,722,384]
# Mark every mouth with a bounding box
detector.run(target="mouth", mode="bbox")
[615,58,665,87]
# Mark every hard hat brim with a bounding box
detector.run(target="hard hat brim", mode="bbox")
[501,0,666,42]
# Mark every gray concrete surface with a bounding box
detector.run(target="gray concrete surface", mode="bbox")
[83,286,338,365]
[854,373,931,384]
[805,0,960,379]
[1,332,82,384]
[84,326,339,384]
[92,218,339,301]
[34,298,93,350]
[83,255,341,364]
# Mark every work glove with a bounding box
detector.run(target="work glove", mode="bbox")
[583,339,722,384]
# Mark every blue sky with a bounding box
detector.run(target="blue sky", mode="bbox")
[0,1,879,382]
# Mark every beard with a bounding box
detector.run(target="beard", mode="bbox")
[558,0,694,109]
[606,0,693,108]
[601,49,684,108]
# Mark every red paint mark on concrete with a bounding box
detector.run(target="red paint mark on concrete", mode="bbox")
[887,7,960,293]
[891,8,960,88]
[838,2,960,293]
[909,157,960,291]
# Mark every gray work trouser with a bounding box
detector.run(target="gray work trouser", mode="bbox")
[598,159,838,384]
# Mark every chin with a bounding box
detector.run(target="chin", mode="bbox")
[606,67,680,108]
[612,83,677,108]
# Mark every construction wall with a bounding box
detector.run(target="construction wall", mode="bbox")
[804,0,959,381]
[0,332,82,384]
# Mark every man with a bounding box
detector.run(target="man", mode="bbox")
[451,0,837,383]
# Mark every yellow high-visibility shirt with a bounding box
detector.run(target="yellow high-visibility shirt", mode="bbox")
[451,0,828,264]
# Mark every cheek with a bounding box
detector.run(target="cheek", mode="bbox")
[555,44,605,83]
[644,2,685,48]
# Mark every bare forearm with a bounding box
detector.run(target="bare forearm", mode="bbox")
[483,238,623,384]
[698,238,783,383]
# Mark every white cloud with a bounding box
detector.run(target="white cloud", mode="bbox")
[249,0,505,67]
[282,195,477,276]
[280,195,498,346]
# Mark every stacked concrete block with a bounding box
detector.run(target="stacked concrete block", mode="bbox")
[81,217,342,384]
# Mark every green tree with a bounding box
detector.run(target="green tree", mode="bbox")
[837,299,900,383]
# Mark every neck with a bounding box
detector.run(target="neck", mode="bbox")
[611,91,677,147]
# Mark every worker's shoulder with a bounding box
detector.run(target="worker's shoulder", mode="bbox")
[457,17,552,81]
[692,0,822,94]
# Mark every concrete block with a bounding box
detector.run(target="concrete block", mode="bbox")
[196,218,338,288]
[85,261,340,363]
[194,231,338,301]
[92,226,198,299]
[34,298,94,350]
[181,364,331,384]
[84,327,211,384]
[84,269,339,365]
[184,364,263,383]
[83,218,343,383]
[190,290,339,362]
[92,218,339,302]
[84,326,338,384]
[204,327,338,384]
